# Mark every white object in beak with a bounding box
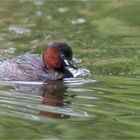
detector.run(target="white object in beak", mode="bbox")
[64,59,69,66]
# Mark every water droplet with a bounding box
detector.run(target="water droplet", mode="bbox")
[71,18,86,25]
[36,11,43,16]
[9,26,31,34]
[57,7,69,13]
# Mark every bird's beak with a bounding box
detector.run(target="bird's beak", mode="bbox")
[64,60,78,70]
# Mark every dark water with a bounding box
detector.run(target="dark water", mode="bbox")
[0,0,140,139]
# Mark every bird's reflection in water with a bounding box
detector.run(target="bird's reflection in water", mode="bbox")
[14,80,71,119]
[40,80,70,118]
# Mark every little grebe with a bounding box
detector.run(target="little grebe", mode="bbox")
[0,42,77,81]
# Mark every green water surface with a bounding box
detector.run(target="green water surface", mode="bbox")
[0,0,140,139]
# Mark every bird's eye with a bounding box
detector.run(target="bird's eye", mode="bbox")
[61,54,65,59]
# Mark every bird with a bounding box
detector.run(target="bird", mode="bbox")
[0,42,77,81]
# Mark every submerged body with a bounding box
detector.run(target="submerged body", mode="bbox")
[0,42,77,81]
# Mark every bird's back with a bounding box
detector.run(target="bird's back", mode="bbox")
[0,54,71,81]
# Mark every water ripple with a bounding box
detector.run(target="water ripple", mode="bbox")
[0,78,96,119]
